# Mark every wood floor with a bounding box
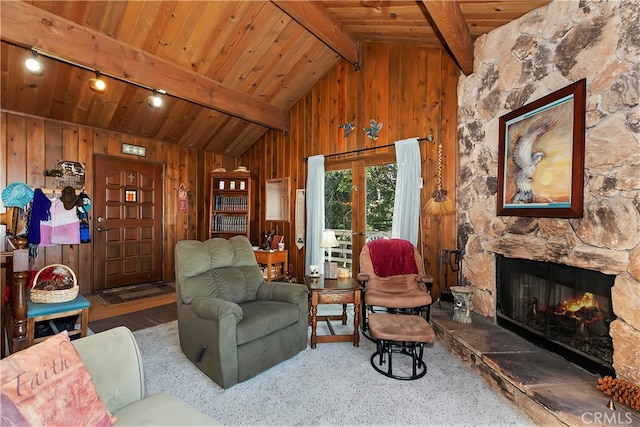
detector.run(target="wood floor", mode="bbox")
[87,290,177,333]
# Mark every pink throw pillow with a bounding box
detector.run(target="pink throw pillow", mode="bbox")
[1,331,113,426]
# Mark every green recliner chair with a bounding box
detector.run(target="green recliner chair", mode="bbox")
[175,236,309,388]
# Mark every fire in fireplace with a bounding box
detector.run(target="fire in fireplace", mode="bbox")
[496,255,615,376]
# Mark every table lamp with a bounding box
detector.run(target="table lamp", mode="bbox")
[321,230,339,278]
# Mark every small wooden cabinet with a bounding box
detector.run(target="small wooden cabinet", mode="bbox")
[254,250,288,281]
[210,172,252,239]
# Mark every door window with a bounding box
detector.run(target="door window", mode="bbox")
[324,162,396,275]
[325,169,352,270]
[365,163,396,241]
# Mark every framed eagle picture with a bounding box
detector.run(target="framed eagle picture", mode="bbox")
[497,79,586,218]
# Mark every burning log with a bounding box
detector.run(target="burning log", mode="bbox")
[555,292,602,323]
[554,292,605,345]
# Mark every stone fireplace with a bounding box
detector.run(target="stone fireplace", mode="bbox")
[456,0,639,387]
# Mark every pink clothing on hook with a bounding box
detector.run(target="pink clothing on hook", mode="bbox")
[41,198,80,245]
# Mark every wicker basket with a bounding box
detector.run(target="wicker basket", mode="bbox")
[30,264,78,304]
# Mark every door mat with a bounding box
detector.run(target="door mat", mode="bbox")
[95,282,175,306]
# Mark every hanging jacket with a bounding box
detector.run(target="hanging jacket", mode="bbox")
[42,199,80,245]
[28,189,52,245]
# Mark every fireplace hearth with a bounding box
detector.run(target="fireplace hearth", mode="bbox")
[496,255,616,376]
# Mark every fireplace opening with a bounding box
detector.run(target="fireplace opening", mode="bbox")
[496,255,615,377]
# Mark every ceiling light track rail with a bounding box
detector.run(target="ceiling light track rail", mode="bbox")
[7,40,167,104]
[29,46,164,94]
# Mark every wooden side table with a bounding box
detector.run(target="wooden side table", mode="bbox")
[254,249,288,281]
[304,275,361,349]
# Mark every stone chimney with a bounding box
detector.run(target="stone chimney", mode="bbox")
[456,0,639,386]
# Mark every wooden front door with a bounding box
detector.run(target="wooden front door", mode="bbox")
[93,155,163,291]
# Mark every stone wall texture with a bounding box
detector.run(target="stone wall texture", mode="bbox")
[457,0,639,385]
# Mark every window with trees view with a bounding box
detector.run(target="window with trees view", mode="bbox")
[324,163,397,271]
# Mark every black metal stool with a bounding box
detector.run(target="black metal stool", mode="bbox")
[368,313,435,380]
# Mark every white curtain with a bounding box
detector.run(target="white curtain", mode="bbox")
[305,155,325,275]
[391,137,421,246]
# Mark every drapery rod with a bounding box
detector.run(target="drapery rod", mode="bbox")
[302,135,434,162]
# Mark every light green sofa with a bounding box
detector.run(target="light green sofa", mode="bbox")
[175,236,309,389]
[73,326,219,426]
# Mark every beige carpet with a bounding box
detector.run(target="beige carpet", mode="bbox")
[133,309,535,426]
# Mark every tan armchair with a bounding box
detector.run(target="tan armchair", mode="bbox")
[357,238,433,333]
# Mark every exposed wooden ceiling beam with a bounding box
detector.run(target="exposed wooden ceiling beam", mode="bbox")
[271,1,360,68]
[0,1,288,131]
[420,0,474,76]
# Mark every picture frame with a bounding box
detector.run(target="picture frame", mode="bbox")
[325,261,338,279]
[497,78,586,218]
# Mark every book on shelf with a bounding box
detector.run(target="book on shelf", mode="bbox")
[213,195,248,211]
[211,214,247,232]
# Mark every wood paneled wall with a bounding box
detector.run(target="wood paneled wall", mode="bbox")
[0,111,234,294]
[242,43,460,293]
[1,42,461,296]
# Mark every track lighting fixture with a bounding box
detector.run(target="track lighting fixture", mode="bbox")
[18,45,171,106]
[147,90,163,108]
[88,71,106,93]
[25,50,43,74]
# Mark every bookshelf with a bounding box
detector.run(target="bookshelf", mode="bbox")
[210,172,252,239]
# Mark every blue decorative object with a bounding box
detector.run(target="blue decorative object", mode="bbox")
[339,122,355,138]
[364,119,383,140]
[2,182,34,208]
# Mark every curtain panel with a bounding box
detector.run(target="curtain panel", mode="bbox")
[305,155,325,275]
[391,138,421,246]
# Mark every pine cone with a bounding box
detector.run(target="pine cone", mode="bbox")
[596,376,640,412]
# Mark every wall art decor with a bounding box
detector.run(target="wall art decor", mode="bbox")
[339,122,355,138]
[364,119,383,140]
[497,78,586,218]
[55,160,86,189]
[122,143,147,157]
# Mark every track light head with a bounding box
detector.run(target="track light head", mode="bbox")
[88,71,106,93]
[25,51,43,74]
[147,90,163,108]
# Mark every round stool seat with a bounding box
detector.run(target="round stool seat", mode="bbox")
[369,313,435,343]
[368,313,435,380]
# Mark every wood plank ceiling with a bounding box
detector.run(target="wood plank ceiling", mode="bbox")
[1,1,550,157]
